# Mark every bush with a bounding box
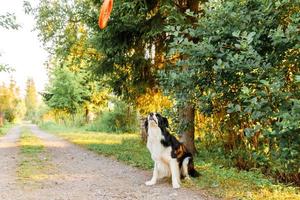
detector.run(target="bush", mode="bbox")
[64,112,87,127]
[4,108,17,122]
[161,0,300,185]
[86,100,139,133]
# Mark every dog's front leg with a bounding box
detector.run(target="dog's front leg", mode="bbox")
[145,162,158,186]
[170,159,181,189]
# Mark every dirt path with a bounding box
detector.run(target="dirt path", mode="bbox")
[0,126,23,199]
[1,125,214,200]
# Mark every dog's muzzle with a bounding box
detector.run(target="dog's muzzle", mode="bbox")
[149,116,157,124]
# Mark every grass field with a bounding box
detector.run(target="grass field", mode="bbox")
[17,127,52,186]
[40,122,300,200]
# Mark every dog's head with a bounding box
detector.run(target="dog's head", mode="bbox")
[144,113,169,132]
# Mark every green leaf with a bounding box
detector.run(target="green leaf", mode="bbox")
[244,128,253,137]
[241,86,250,94]
[260,80,269,86]
[232,31,240,38]
[295,75,300,83]
[235,104,241,112]
[247,32,256,44]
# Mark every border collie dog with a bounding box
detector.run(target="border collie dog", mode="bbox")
[144,113,199,189]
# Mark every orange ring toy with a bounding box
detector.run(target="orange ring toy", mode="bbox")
[98,0,114,29]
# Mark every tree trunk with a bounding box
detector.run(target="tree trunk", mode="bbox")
[176,0,200,155]
[179,104,197,155]
[85,107,89,123]
[188,0,200,13]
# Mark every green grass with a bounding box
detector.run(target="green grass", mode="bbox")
[40,123,300,200]
[17,128,51,185]
[190,160,300,199]
[0,123,14,137]
[38,121,86,133]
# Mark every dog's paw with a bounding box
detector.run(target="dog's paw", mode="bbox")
[145,180,156,186]
[172,182,180,189]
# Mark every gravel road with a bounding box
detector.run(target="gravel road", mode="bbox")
[0,125,215,200]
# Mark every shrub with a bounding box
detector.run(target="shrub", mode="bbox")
[86,100,139,133]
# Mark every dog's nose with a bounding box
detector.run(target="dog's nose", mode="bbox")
[150,112,153,116]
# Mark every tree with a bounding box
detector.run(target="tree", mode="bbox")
[0,64,11,73]
[24,78,38,120]
[43,67,89,115]
[0,79,25,123]
[169,0,201,155]
[164,0,300,183]
[84,0,203,154]
[31,0,110,123]
[31,0,205,153]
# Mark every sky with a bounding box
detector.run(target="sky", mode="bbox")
[0,0,48,96]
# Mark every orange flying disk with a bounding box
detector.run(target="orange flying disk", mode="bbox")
[98,0,113,29]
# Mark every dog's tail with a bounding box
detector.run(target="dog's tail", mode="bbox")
[183,157,200,178]
[188,158,200,177]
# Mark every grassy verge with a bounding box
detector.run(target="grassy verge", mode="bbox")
[17,128,51,186]
[40,123,300,200]
[0,123,14,137]
[190,159,299,199]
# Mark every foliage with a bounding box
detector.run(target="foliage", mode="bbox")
[43,67,89,114]
[38,120,85,133]
[25,78,38,120]
[84,0,168,100]
[86,99,139,133]
[136,89,173,115]
[38,107,87,127]
[0,123,13,136]
[0,13,19,30]
[0,80,25,122]
[0,64,12,73]
[32,0,109,123]
[83,0,202,154]
[162,0,300,184]
[32,0,199,149]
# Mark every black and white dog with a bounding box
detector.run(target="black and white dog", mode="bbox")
[144,113,199,189]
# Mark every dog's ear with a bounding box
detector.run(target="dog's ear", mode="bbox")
[163,117,169,128]
[144,118,148,132]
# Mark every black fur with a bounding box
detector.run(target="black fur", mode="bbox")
[187,157,200,177]
[144,119,148,135]
[145,113,199,178]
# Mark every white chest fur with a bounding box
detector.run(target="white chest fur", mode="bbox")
[146,127,171,162]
